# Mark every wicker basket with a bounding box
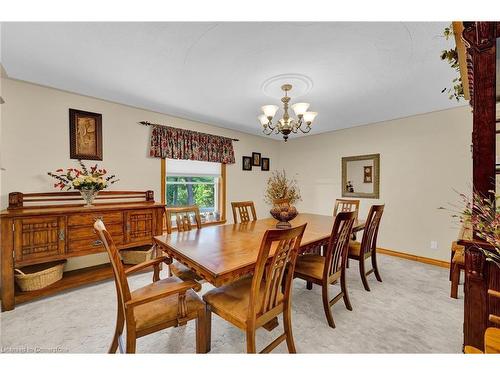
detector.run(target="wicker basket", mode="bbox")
[121,245,154,265]
[14,261,66,292]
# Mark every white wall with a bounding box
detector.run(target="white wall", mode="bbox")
[279,106,472,261]
[0,78,281,270]
[0,77,474,265]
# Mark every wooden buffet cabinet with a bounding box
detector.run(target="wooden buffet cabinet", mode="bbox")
[0,190,165,311]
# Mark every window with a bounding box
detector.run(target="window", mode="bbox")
[162,159,226,225]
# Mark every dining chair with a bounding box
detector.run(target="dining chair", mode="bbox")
[231,200,257,223]
[450,241,465,298]
[164,206,203,291]
[203,223,307,353]
[93,219,208,353]
[347,204,385,291]
[294,211,356,328]
[333,199,360,219]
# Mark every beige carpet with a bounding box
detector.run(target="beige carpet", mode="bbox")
[0,254,463,353]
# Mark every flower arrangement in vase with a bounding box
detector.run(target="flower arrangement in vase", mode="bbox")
[452,191,500,268]
[265,169,301,228]
[48,160,119,207]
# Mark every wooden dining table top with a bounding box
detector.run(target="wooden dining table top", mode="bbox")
[154,213,365,287]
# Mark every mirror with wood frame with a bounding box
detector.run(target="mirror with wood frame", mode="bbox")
[341,153,380,199]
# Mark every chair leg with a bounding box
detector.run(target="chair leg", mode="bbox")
[321,284,335,328]
[306,281,313,290]
[125,328,137,354]
[346,257,350,269]
[204,306,212,352]
[359,256,370,291]
[283,303,296,353]
[195,308,209,353]
[451,263,460,299]
[340,270,352,311]
[371,251,382,282]
[246,327,257,353]
[109,299,125,353]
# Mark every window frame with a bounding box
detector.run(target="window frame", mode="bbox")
[160,158,226,230]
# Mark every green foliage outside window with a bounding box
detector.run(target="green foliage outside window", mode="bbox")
[166,176,216,210]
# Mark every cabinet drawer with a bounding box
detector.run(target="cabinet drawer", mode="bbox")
[68,235,124,255]
[68,223,123,241]
[67,211,123,227]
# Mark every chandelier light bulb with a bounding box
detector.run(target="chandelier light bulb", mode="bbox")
[303,111,318,124]
[261,105,279,119]
[291,102,310,117]
[258,114,269,126]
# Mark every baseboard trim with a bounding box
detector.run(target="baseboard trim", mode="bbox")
[377,248,450,269]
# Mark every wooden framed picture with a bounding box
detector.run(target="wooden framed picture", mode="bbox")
[252,152,261,166]
[261,157,270,171]
[242,156,252,171]
[363,165,373,183]
[69,108,103,160]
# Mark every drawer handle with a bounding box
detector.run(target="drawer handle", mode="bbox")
[92,240,103,246]
[59,229,65,241]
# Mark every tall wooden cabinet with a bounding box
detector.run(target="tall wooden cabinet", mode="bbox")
[457,21,500,350]
[1,190,164,311]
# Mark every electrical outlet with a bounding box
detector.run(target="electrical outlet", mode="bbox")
[430,241,438,250]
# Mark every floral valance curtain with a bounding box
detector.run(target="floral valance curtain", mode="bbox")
[149,125,235,164]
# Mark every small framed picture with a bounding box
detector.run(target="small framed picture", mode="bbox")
[69,108,103,160]
[252,152,261,166]
[261,158,270,171]
[242,156,252,171]
[363,166,373,183]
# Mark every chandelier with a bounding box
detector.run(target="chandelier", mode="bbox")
[258,84,317,142]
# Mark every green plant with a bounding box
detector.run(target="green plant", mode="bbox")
[440,24,464,102]
[447,191,500,268]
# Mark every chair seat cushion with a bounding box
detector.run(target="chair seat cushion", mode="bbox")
[485,327,500,354]
[170,261,202,291]
[132,276,204,331]
[203,276,282,325]
[348,241,362,257]
[294,254,325,280]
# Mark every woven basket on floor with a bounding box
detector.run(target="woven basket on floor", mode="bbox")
[121,245,154,265]
[14,261,66,292]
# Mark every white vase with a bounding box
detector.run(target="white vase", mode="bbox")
[79,188,99,208]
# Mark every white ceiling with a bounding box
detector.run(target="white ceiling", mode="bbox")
[1,22,463,139]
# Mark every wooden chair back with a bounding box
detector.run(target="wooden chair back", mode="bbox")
[231,201,257,223]
[359,205,385,256]
[248,223,307,322]
[94,219,131,312]
[333,199,360,219]
[165,205,202,234]
[323,211,356,281]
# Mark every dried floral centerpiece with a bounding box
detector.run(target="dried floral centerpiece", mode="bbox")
[265,169,301,228]
[451,191,500,268]
[48,160,119,207]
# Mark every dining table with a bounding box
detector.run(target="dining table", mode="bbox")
[153,213,365,288]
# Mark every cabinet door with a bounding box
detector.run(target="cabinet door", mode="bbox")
[14,216,66,264]
[124,209,155,246]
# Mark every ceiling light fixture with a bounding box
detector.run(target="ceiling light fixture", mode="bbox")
[258,84,317,142]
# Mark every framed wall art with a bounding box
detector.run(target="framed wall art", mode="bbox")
[252,152,261,166]
[69,108,103,160]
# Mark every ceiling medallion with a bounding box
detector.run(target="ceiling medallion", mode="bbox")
[258,84,317,142]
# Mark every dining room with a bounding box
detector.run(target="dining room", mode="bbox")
[1,3,499,373]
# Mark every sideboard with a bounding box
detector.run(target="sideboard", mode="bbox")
[1,190,165,311]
